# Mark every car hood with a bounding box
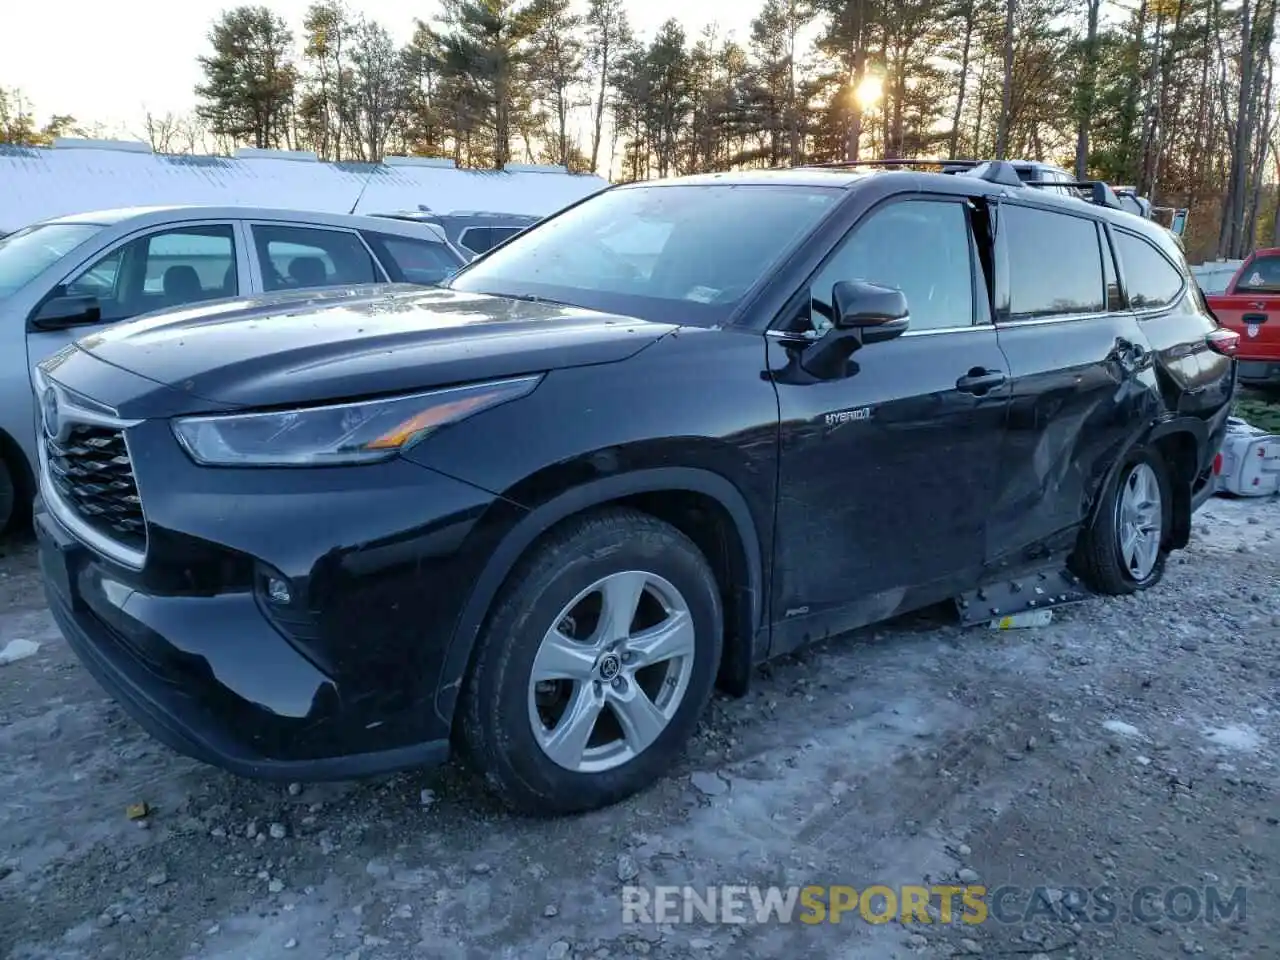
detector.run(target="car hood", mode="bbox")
[72,284,678,409]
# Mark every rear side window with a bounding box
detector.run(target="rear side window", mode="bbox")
[1233,254,1280,293]
[459,227,494,254]
[1002,205,1105,318]
[1113,231,1185,308]
[363,232,464,286]
[1101,225,1123,311]
[488,226,523,246]
[251,225,381,292]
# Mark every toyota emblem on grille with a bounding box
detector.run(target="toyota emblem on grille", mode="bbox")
[41,387,61,440]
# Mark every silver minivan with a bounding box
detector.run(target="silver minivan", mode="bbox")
[0,205,468,531]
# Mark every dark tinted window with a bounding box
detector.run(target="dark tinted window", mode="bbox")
[1004,205,1105,317]
[448,183,841,325]
[1113,231,1185,308]
[808,199,976,333]
[252,225,380,292]
[459,227,494,253]
[364,232,464,286]
[1101,225,1123,311]
[1233,254,1280,293]
[488,226,523,246]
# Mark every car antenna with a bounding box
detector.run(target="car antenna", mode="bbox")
[347,161,381,215]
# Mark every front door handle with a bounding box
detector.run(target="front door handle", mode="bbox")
[956,369,1007,394]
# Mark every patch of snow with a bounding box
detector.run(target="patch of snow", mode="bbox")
[0,638,40,665]
[1101,720,1145,739]
[1202,724,1264,753]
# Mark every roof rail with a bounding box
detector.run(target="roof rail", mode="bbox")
[796,156,1128,211]
[1024,179,1123,210]
[797,157,1021,185]
[961,160,1025,187]
[799,158,964,170]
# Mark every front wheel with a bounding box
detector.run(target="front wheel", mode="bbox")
[456,508,723,815]
[1071,448,1172,595]
[0,457,14,535]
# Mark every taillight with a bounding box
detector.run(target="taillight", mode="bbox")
[1206,329,1240,356]
[1213,452,1223,475]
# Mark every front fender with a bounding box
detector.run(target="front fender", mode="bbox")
[431,466,767,726]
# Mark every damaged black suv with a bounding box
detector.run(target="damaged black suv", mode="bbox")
[35,161,1238,815]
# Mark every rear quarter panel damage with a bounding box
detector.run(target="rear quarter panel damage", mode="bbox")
[986,314,1165,567]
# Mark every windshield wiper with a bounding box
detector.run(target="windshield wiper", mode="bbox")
[498,292,578,308]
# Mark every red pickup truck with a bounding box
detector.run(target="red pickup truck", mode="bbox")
[1204,248,1280,389]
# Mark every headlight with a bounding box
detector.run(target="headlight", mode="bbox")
[172,375,542,467]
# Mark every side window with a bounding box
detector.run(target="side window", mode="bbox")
[1002,205,1105,319]
[488,226,523,247]
[807,199,977,334]
[66,253,122,298]
[1100,225,1123,311]
[459,227,494,254]
[362,232,465,286]
[65,224,237,322]
[1113,231,1185,309]
[252,225,381,292]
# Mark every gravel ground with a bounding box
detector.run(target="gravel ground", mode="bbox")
[1,494,1278,960]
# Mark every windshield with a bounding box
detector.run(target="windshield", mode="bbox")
[1236,255,1280,292]
[0,222,105,298]
[447,183,842,324]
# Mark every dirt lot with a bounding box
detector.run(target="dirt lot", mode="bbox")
[1,494,1278,960]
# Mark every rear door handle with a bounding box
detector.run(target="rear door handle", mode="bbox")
[956,369,1007,394]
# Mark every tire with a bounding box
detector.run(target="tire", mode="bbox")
[457,507,723,816]
[1070,447,1173,595]
[0,456,14,536]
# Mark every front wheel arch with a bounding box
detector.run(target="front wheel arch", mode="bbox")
[432,467,767,729]
[0,428,35,534]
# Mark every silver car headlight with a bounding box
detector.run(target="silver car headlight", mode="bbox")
[172,374,543,467]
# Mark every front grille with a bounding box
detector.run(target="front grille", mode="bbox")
[45,425,146,552]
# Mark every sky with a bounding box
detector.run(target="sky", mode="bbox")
[0,0,757,134]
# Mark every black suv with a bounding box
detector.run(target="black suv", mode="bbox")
[34,162,1238,815]
[372,209,540,257]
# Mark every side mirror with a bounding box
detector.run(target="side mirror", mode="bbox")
[831,280,910,343]
[30,293,102,330]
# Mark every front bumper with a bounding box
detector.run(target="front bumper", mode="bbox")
[36,438,516,780]
[39,507,452,780]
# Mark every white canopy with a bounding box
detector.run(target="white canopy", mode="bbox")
[0,138,610,232]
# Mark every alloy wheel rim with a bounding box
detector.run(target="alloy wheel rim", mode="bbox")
[527,570,696,773]
[1116,462,1163,581]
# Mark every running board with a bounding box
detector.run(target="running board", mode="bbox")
[954,568,1093,627]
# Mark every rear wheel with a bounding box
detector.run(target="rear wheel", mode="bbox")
[457,508,723,815]
[1071,448,1172,594]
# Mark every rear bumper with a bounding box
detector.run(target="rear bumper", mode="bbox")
[1236,360,1280,385]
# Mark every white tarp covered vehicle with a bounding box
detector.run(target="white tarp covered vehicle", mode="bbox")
[1212,418,1280,497]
